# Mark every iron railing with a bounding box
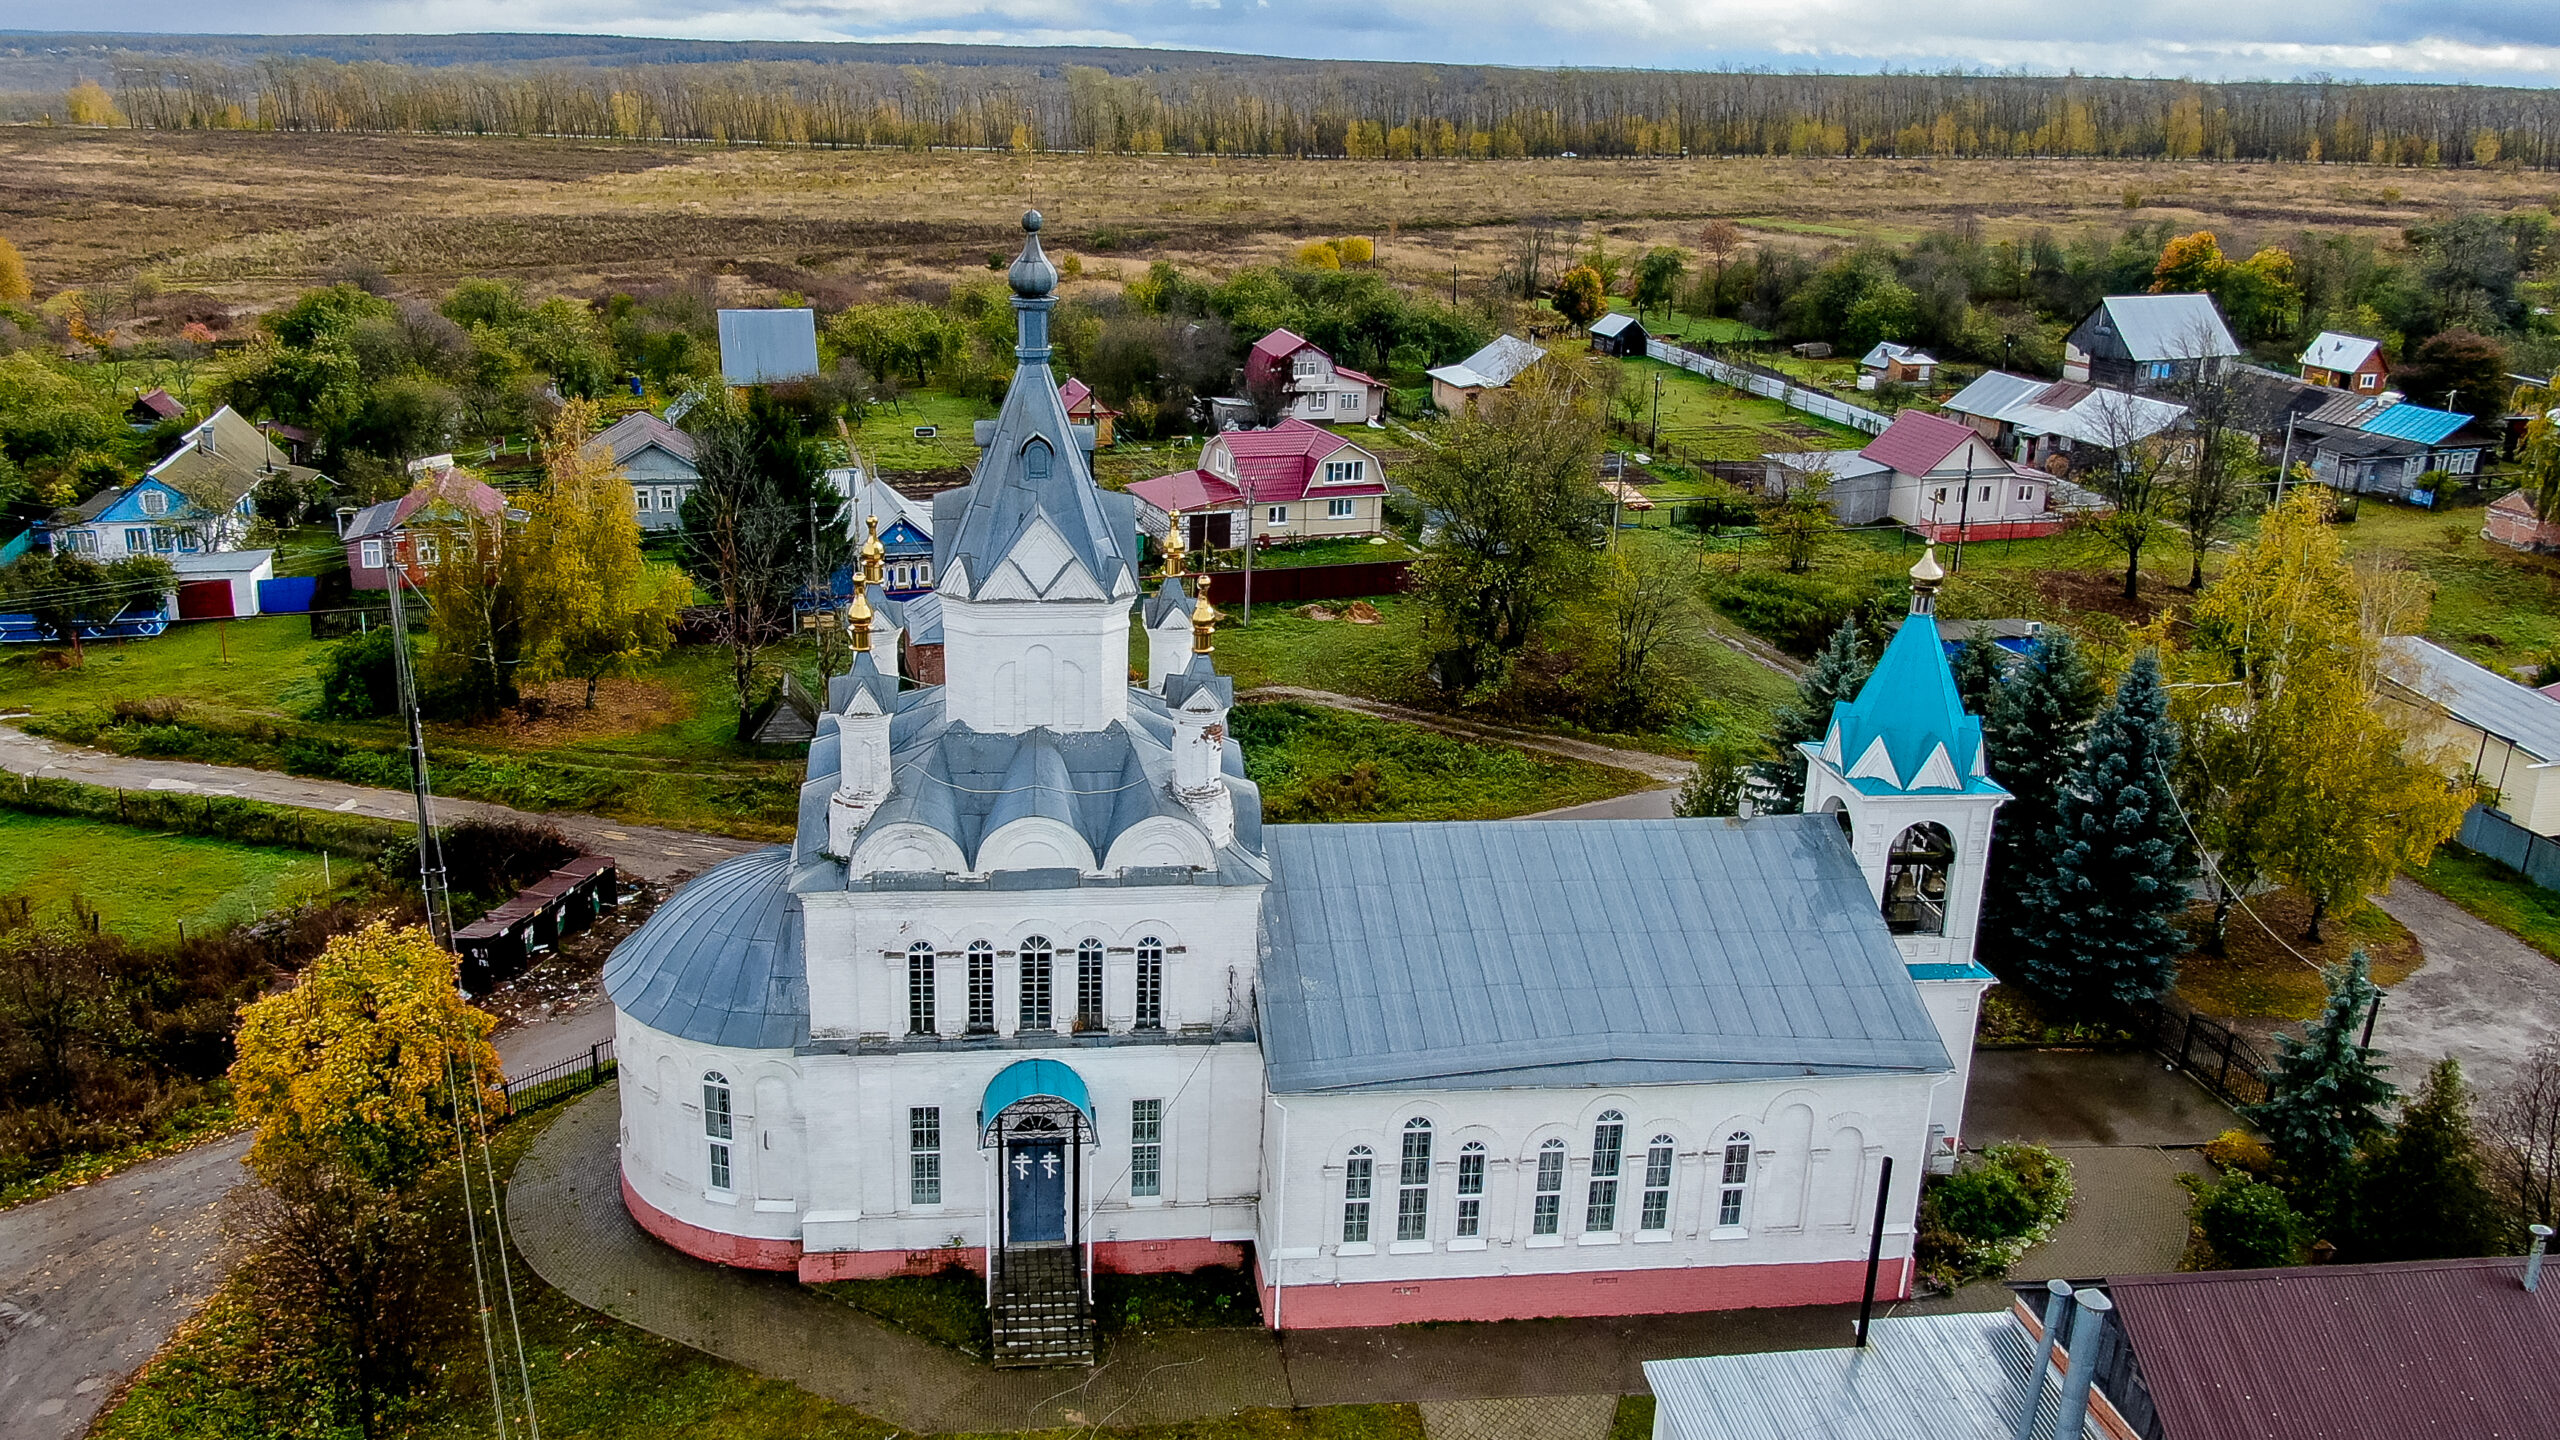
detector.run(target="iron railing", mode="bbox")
[2137,996,2270,1110]
[503,1039,617,1117]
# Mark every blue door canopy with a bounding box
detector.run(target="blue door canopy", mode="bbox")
[979,1058,1096,1144]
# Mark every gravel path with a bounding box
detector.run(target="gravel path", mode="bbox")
[2370,877,2560,1092]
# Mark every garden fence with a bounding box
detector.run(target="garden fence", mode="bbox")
[2136,994,2271,1110]
[1199,560,1412,605]
[2453,805,2560,892]
[1647,337,1893,436]
[504,1040,617,1117]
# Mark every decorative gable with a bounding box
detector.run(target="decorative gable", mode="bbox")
[1848,735,1901,788]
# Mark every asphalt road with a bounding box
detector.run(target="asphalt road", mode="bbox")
[0,725,762,883]
[2370,877,2560,1091]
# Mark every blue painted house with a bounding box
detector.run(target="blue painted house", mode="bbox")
[46,406,327,560]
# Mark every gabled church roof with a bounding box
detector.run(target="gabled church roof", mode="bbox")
[935,212,1139,604]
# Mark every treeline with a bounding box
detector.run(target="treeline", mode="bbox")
[102,53,2560,168]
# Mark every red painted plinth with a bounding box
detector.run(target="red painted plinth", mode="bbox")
[1254,1254,1914,1330]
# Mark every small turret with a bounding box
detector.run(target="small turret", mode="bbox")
[1144,511,1196,691]
[1163,596,1235,848]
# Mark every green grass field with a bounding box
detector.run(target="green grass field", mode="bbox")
[852,389,997,474]
[1236,701,1653,821]
[1615,354,1870,461]
[2408,844,2560,962]
[0,812,337,938]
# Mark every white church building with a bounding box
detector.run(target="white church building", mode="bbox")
[602,213,2002,1362]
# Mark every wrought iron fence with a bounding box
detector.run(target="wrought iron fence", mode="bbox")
[503,1039,617,1118]
[2137,996,2270,1110]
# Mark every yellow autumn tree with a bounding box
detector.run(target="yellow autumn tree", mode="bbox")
[512,399,690,707]
[63,79,124,127]
[1295,239,1343,269]
[1336,235,1375,266]
[0,235,28,303]
[2175,489,2473,942]
[229,922,505,1194]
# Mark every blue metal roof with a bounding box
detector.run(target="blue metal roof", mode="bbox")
[600,847,807,1048]
[1821,612,2005,797]
[980,1057,1096,1130]
[2357,403,2472,447]
[1257,815,1954,1094]
[717,308,821,386]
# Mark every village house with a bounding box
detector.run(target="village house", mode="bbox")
[1941,371,2186,469]
[1057,377,1123,446]
[124,387,184,429]
[45,405,324,561]
[2062,294,2241,394]
[1126,417,1389,552]
[340,461,509,591]
[1766,410,2059,540]
[1428,334,1546,414]
[590,410,702,532]
[1586,312,1650,359]
[2298,399,2493,499]
[1857,342,1939,387]
[2298,331,2390,393]
[600,217,2001,1359]
[839,469,937,599]
[2378,634,2560,836]
[1244,329,1388,426]
[2485,488,2560,553]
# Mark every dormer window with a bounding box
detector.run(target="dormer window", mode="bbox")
[1023,438,1053,480]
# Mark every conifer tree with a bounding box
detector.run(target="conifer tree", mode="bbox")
[1977,629,2101,961]
[2345,1058,2502,1262]
[2246,950,2397,1185]
[1753,617,1870,813]
[2012,651,2191,1009]
[1949,630,2007,718]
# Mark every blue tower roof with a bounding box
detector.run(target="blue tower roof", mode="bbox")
[1811,550,2008,798]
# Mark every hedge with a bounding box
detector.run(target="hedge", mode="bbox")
[0,772,407,861]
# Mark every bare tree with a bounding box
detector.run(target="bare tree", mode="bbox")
[2078,389,2180,601]
[2167,326,2266,591]
[1698,220,1744,318]
[2485,1040,2560,1236]
[684,402,804,736]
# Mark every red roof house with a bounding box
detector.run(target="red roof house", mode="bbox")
[1129,418,1388,550]
[1853,410,2061,542]
[341,464,509,591]
[1057,377,1122,446]
[1243,329,1387,426]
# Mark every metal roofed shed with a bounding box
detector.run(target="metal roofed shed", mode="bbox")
[1255,815,1953,1094]
[718,308,822,386]
[2103,1255,2560,1440]
[2356,402,2473,446]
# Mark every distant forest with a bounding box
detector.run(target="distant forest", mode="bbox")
[15,31,2560,167]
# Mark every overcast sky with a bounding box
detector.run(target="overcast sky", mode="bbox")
[34,0,2560,86]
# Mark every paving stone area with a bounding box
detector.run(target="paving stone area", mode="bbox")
[1419,1394,1620,1440]
[2010,1147,2214,1282]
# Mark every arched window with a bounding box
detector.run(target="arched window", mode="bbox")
[1825,797,1851,839]
[907,942,936,1036]
[966,942,995,1032]
[1075,939,1105,1032]
[1397,1118,1433,1242]
[1587,1111,1626,1234]
[1023,438,1054,480]
[1718,1132,1754,1228]
[1640,1135,1676,1232]
[1342,1146,1374,1244]
[1455,1141,1487,1238]
[1883,823,1955,935]
[1532,1139,1567,1236]
[1019,935,1054,1031]
[703,1072,733,1191]
[1134,936,1165,1030]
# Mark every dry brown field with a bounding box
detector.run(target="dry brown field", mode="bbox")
[6,125,2556,307]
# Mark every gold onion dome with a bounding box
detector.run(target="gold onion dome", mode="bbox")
[848,587,874,652]
[1162,510,1188,581]
[861,514,886,587]
[1190,591,1219,654]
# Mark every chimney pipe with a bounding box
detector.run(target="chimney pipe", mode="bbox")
[2053,1289,2113,1440]
[2528,1225,2553,1293]
[2012,1279,2072,1440]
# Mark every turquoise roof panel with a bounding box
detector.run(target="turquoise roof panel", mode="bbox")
[1822,611,2006,797]
[980,1057,1096,1129]
[2357,404,2472,447]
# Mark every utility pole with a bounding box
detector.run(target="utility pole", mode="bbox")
[1953,453,1975,572]
[1651,371,1663,451]
[384,562,454,947]
[2275,411,2298,506]
[1240,505,1255,626]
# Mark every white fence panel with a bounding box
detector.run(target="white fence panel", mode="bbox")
[1646,339,1891,436]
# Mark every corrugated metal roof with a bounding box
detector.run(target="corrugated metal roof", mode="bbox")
[2089,294,2241,362]
[1589,313,1639,337]
[717,308,821,385]
[1256,815,1953,1094]
[1861,409,1977,477]
[1645,1311,2102,1440]
[2358,403,2474,446]
[2381,635,2560,763]
[2105,1257,2560,1440]
[591,410,698,468]
[1429,334,1546,391]
[2301,332,2382,373]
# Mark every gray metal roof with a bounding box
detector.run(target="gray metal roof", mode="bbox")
[902,589,944,645]
[717,309,821,386]
[1588,313,1639,338]
[1428,334,1546,390]
[2381,635,2560,763]
[1256,814,1953,1094]
[2086,294,2240,362]
[1646,1311,2103,1440]
[591,410,699,469]
[601,847,807,1048]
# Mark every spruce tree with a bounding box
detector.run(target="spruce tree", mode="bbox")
[1752,618,1870,813]
[2245,950,2397,1185]
[1977,630,2102,962]
[1950,631,2008,718]
[2013,652,2192,1010]
[2344,1058,2502,1262]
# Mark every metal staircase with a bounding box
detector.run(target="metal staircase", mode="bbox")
[990,1246,1093,1368]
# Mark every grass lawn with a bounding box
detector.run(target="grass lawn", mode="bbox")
[1609,301,1770,346]
[2406,844,2560,963]
[1200,533,1423,572]
[0,811,340,939]
[1236,702,1654,821]
[851,388,996,475]
[98,1101,1427,1440]
[1614,354,1870,461]
[2332,500,2560,670]
[2172,887,2422,1022]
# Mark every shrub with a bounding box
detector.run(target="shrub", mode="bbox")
[313,626,401,720]
[2188,1175,2308,1269]
[2203,1128,2276,1179]
[1708,569,1898,655]
[1915,1143,2074,1286]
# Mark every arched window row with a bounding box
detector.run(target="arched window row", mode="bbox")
[902,933,1172,1038]
[1334,1117,1763,1246]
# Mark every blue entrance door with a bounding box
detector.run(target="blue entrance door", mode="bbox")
[1007,1138,1067,1243]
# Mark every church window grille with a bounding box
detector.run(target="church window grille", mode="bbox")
[1397,1118,1433,1242]
[1342,1147,1374,1243]
[1718,1133,1753,1227]
[1640,1136,1676,1232]
[1075,939,1105,1032]
[1135,937,1164,1030]
[1532,1140,1566,1235]
[967,942,995,1032]
[1019,936,1054,1031]
[1131,1099,1162,1197]
[1455,1143,1486,1237]
[907,942,936,1035]
[1587,1112,1625,1234]
[703,1073,733,1191]
[1883,824,1956,936]
[909,1107,942,1204]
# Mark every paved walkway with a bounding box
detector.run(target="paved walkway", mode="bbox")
[2370,877,2560,1092]
[1240,687,1695,785]
[0,725,763,883]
